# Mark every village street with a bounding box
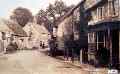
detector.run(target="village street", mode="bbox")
[0,49,90,74]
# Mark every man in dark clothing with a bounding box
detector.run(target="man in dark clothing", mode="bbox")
[48,36,57,57]
[73,40,80,62]
[64,38,75,62]
[64,40,72,61]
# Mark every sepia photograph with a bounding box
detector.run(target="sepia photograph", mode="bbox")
[0,0,119,74]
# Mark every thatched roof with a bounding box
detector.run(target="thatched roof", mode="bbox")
[0,19,27,37]
[0,19,11,32]
[23,22,49,35]
[23,23,49,48]
[23,22,49,41]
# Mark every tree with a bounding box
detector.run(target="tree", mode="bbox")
[36,0,74,29]
[46,0,68,27]
[54,0,66,17]
[36,9,47,25]
[35,9,53,33]
[10,7,33,27]
[46,4,56,20]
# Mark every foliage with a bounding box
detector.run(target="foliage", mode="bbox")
[36,0,74,32]
[10,7,33,27]
[36,9,47,25]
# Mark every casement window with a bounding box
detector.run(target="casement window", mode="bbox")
[96,0,119,20]
[88,32,96,49]
[96,31,106,50]
[108,0,119,17]
[113,0,119,16]
[108,0,112,15]
[103,4,109,19]
[97,7,103,20]
[92,9,97,21]
[97,6,109,20]
[88,33,96,44]
[88,32,107,50]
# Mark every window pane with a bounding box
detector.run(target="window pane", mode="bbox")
[98,31,104,42]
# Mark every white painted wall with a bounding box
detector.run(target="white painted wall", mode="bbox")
[57,16,73,50]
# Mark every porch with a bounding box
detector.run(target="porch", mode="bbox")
[88,21,120,70]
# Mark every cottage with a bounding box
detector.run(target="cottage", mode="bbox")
[23,21,49,49]
[0,19,27,52]
[56,0,88,63]
[86,0,120,69]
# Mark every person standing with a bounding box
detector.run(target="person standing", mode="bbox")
[48,35,57,57]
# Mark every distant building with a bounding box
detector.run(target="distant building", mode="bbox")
[0,19,27,51]
[23,21,49,49]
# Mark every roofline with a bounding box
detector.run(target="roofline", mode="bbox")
[88,21,120,32]
[3,19,28,37]
[56,0,84,25]
[85,0,108,12]
[13,34,28,37]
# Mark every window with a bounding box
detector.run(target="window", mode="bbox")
[103,4,109,19]
[113,0,119,16]
[97,7,103,20]
[96,31,105,49]
[88,32,96,49]
[98,32,104,42]
[88,33,96,43]
[108,0,119,17]
[92,9,97,21]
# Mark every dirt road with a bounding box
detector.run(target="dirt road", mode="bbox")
[0,50,89,74]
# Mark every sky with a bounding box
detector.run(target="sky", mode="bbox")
[0,0,80,18]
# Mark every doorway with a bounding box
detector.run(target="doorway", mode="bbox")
[112,29,119,69]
